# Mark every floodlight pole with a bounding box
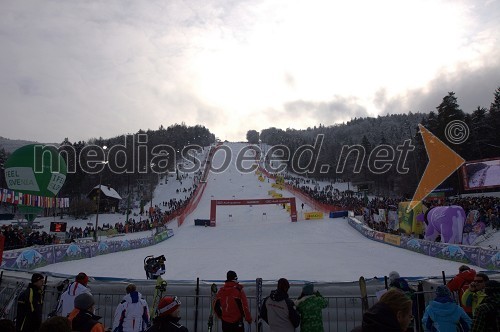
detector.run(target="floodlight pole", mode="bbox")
[94,146,107,242]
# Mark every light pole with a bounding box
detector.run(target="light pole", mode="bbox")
[94,146,107,242]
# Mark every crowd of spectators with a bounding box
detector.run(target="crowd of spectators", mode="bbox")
[1,225,57,250]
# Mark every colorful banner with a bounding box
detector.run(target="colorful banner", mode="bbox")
[0,187,70,208]
[397,201,425,235]
[1,229,173,270]
[347,216,500,270]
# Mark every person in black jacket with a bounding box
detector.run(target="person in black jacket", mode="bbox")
[260,278,300,332]
[16,273,44,332]
[147,296,188,332]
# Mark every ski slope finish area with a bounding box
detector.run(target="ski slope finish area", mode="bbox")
[37,143,482,281]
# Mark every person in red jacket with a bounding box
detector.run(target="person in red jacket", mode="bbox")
[446,265,476,316]
[214,270,252,332]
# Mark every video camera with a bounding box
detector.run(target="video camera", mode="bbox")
[144,255,166,280]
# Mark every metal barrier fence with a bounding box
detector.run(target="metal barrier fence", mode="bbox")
[1,281,439,332]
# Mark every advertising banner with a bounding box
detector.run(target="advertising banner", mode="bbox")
[478,248,500,270]
[398,202,425,235]
[304,212,324,220]
[2,229,174,270]
[384,234,401,246]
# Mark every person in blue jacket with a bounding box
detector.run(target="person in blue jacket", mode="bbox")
[422,285,472,332]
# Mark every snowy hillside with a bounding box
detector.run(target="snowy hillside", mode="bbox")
[29,142,492,282]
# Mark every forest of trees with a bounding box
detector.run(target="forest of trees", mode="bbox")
[251,87,500,197]
[1,88,499,203]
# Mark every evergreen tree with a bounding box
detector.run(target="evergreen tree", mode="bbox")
[487,87,500,156]
[246,130,260,144]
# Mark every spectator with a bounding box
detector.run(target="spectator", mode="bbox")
[471,280,500,332]
[388,271,421,332]
[16,273,45,332]
[148,296,187,332]
[112,283,150,332]
[295,283,327,332]
[352,288,413,332]
[446,265,476,316]
[214,270,253,332]
[71,293,106,332]
[461,272,489,317]
[261,278,300,332]
[422,285,471,332]
[39,316,72,332]
[57,272,92,317]
[0,318,16,332]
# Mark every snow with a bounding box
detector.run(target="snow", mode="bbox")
[1,142,496,281]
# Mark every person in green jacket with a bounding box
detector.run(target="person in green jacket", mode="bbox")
[295,283,328,332]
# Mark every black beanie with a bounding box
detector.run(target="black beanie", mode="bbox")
[31,273,44,283]
[278,278,290,293]
[227,270,238,281]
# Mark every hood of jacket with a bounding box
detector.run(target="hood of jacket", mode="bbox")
[458,269,476,283]
[224,280,243,290]
[427,300,462,320]
[270,289,289,302]
[123,291,143,304]
[295,294,313,306]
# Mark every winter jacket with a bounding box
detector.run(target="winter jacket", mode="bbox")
[471,292,500,332]
[295,293,328,332]
[389,278,418,329]
[461,289,486,316]
[421,296,472,332]
[146,316,188,332]
[58,281,92,317]
[446,269,476,314]
[360,302,402,332]
[16,283,43,332]
[113,291,150,332]
[71,309,106,332]
[215,281,252,324]
[261,289,300,332]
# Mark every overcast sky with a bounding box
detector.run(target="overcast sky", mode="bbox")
[1,0,499,143]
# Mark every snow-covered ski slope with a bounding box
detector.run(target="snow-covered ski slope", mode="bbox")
[37,143,483,282]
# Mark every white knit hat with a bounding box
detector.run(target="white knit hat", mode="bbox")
[389,271,400,283]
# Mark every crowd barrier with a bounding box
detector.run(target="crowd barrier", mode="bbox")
[347,217,500,270]
[1,228,174,270]
[0,270,466,332]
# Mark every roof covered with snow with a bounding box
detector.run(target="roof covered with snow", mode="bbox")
[89,185,122,200]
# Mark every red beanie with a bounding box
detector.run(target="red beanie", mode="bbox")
[157,296,181,317]
[76,272,89,285]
